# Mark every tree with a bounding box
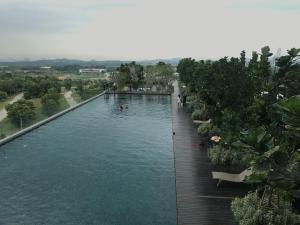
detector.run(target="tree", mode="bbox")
[177,58,197,86]
[144,62,175,90]
[155,62,174,88]
[117,62,144,91]
[259,46,273,85]
[23,76,61,99]
[42,98,59,116]
[0,91,8,101]
[41,88,61,115]
[144,65,157,87]
[6,100,35,128]
[177,46,300,223]
[64,79,72,90]
[274,48,300,98]
[75,79,84,94]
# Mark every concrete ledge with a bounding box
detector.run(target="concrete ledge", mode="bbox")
[0,91,106,147]
[193,119,211,124]
[106,91,171,95]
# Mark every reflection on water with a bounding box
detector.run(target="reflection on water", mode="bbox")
[0,94,176,225]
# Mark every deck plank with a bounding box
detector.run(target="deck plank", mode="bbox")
[171,82,248,225]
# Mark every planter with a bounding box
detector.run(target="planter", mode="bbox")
[211,164,247,173]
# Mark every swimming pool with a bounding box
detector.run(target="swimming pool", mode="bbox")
[0,94,177,225]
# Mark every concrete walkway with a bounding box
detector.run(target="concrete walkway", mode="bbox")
[172,81,248,225]
[0,93,24,122]
[64,91,77,107]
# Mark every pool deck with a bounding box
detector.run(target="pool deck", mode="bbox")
[171,82,248,225]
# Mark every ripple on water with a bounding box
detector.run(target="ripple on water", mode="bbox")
[0,95,176,225]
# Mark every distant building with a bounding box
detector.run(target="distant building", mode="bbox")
[40,66,51,69]
[79,68,106,73]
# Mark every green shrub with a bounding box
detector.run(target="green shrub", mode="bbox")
[192,110,201,120]
[208,145,232,165]
[216,108,242,136]
[197,122,220,137]
[231,192,300,225]
[230,150,254,167]
[187,102,194,112]
[0,91,8,100]
[208,144,254,167]
[186,95,196,102]
[197,123,212,136]
[209,125,221,136]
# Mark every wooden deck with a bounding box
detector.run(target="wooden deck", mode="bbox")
[171,82,248,225]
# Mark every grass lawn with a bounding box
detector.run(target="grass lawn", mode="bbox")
[71,89,83,103]
[57,95,70,111]
[0,118,19,138]
[0,95,70,139]
[0,95,16,110]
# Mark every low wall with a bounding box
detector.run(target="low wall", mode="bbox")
[0,91,106,147]
[106,91,171,95]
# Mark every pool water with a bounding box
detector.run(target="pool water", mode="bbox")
[0,95,177,225]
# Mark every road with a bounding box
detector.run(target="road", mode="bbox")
[0,93,24,122]
[64,90,77,107]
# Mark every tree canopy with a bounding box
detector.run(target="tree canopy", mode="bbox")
[178,46,300,225]
[6,99,35,128]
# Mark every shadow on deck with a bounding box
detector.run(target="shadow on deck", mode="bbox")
[172,82,249,225]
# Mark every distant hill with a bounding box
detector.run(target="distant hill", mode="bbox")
[0,58,181,68]
[138,58,181,66]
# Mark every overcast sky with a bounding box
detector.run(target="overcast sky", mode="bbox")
[0,0,299,61]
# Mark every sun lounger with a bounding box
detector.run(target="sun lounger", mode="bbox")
[212,168,252,187]
[193,119,211,124]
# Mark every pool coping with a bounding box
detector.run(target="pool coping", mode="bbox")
[106,91,171,95]
[0,91,106,147]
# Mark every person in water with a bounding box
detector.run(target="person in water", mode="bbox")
[120,105,123,111]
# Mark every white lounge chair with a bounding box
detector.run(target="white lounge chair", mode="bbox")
[193,119,211,124]
[212,168,252,187]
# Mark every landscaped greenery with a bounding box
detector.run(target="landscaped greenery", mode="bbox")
[144,62,175,91]
[110,61,175,92]
[0,70,107,138]
[74,79,104,100]
[0,95,14,110]
[41,88,62,116]
[6,99,35,128]
[71,88,83,103]
[0,96,70,138]
[177,47,300,224]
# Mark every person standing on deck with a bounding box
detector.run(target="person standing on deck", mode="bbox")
[177,95,182,107]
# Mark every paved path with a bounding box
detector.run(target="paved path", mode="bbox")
[172,81,248,225]
[64,91,77,107]
[0,93,24,122]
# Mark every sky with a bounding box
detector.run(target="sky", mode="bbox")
[0,0,299,61]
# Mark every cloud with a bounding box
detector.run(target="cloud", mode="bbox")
[231,0,300,12]
[0,0,299,60]
[0,0,137,34]
[0,6,68,33]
